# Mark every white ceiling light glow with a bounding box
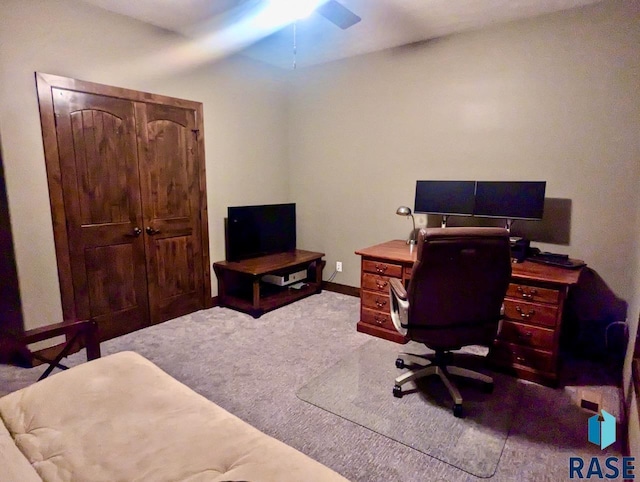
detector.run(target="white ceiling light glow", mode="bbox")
[265,0,327,22]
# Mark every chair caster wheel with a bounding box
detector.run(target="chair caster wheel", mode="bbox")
[393,385,403,398]
[483,382,494,394]
[453,404,463,418]
[395,358,405,369]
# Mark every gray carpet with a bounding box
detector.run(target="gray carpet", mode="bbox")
[297,339,522,478]
[0,291,625,481]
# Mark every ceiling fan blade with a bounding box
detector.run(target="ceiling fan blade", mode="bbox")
[317,0,361,30]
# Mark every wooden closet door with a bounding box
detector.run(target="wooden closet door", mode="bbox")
[135,103,205,324]
[52,90,150,338]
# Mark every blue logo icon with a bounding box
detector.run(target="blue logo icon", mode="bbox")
[587,410,616,450]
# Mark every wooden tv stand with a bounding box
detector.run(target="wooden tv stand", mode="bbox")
[213,250,325,318]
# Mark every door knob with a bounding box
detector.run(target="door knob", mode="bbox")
[125,227,142,237]
[145,226,161,235]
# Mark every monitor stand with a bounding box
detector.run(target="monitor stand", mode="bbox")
[505,219,514,233]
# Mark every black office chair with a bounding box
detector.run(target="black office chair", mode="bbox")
[389,227,512,417]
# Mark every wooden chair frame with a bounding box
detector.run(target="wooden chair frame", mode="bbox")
[1,319,101,380]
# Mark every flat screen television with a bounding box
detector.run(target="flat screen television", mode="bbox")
[414,180,476,216]
[226,203,296,262]
[474,181,546,220]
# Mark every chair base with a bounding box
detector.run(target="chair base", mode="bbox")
[392,352,493,417]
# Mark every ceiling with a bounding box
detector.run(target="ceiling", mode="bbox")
[79,0,604,70]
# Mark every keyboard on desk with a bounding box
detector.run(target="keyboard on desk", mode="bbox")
[528,253,585,269]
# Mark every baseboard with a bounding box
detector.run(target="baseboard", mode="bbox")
[210,296,219,307]
[323,281,360,298]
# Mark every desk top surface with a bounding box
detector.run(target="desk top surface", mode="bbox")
[355,239,416,264]
[214,249,324,276]
[356,239,584,286]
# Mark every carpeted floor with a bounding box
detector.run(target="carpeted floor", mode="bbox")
[0,291,625,481]
[297,338,524,478]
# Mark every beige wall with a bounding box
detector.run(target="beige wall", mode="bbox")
[1,0,639,455]
[0,0,289,330]
[288,0,640,301]
[287,0,640,449]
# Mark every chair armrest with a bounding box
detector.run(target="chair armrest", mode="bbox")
[389,278,409,336]
[21,319,92,344]
[389,278,407,301]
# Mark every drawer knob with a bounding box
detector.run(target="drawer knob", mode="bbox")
[518,332,533,341]
[516,286,537,299]
[375,298,387,308]
[515,355,527,363]
[374,264,388,273]
[516,306,536,319]
[373,316,385,325]
[376,281,388,290]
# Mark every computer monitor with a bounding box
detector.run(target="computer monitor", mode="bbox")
[414,180,476,217]
[474,181,546,221]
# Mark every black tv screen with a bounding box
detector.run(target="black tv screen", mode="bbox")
[474,181,546,220]
[414,180,476,216]
[226,203,296,261]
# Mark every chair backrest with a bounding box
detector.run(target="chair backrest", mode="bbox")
[406,227,512,350]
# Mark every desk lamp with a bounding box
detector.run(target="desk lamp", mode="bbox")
[396,206,416,245]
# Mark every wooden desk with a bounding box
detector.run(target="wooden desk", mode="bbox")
[213,250,325,318]
[355,239,584,386]
[355,240,416,344]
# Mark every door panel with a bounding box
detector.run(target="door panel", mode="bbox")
[71,110,131,225]
[156,236,196,298]
[148,120,191,219]
[53,89,149,339]
[85,244,138,316]
[136,103,204,323]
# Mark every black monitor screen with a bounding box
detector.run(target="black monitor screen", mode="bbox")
[474,182,546,220]
[414,180,476,216]
[226,203,296,261]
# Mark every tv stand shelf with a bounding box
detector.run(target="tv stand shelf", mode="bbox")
[213,250,325,318]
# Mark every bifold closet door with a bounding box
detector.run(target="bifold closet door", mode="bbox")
[38,73,211,343]
[135,103,205,324]
[52,89,150,339]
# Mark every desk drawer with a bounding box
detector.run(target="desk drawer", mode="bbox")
[361,290,390,312]
[491,341,554,372]
[362,260,403,278]
[497,320,555,350]
[507,283,559,305]
[362,273,393,293]
[503,300,558,328]
[361,307,394,331]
